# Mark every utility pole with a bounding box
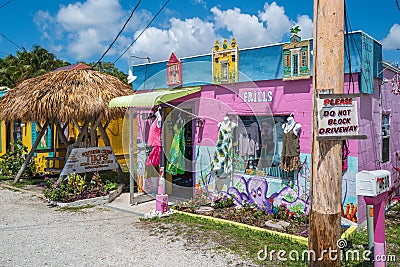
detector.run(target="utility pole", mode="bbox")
[309,0,344,266]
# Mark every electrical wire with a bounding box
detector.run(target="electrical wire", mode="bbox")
[344,1,355,94]
[344,1,373,94]
[396,0,400,11]
[113,0,171,64]
[95,0,141,67]
[0,32,21,50]
[0,0,13,9]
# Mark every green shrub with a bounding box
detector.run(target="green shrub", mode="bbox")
[0,141,37,178]
[43,172,115,202]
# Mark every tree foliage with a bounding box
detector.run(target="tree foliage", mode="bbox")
[87,61,128,84]
[0,45,129,87]
[290,26,301,35]
[0,45,69,87]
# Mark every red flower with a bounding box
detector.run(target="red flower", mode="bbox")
[269,198,274,204]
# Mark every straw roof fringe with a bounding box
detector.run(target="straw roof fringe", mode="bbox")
[0,69,133,123]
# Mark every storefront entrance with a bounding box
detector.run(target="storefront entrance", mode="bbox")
[164,107,194,199]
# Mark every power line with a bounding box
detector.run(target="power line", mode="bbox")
[96,0,142,67]
[0,32,21,50]
[0,0,14,9]
[113,0,171,64]
[396,0,400,11]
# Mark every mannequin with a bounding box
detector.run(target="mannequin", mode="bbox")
[282,113,301,136]
[146,108,162,167]
[212,115,237,180]
[166,113,185,175]
[280,113,302,172]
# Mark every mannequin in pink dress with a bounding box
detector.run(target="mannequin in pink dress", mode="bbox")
[146,109,162,167]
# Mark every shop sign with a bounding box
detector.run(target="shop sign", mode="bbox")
[317,95,359,138]
[241,89,273,103]
[60,146,118,176]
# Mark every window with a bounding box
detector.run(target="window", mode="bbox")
[13,121,22,142]
[292,53,299,76]
[382,114,390,162]
[301,50,307,67]
[285,54,291,67]
[221,61,229,81]
[232,115,293,178]
[231,54,236,62]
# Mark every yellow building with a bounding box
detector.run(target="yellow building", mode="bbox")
[212,38,239,84]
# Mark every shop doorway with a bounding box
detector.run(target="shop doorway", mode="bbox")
[164,107,194,200]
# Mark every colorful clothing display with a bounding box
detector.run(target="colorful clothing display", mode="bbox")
[166,124,186,175]
[280,122,302,172]
[147,119,162,147]
[146,119,162,167]
[212,119,236,177]
[146,146,161,166]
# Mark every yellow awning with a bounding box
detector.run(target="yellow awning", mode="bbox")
[109,87,201,108]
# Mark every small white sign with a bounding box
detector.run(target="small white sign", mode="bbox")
[61,146,118,176]
[317,96,359,137]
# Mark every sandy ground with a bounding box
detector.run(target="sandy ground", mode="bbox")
[0,186,253,267]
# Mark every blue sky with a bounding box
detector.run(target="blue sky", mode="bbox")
[1,0,399,72]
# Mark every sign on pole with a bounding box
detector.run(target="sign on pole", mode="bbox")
[61,146,118,177]
[317,93,366,140]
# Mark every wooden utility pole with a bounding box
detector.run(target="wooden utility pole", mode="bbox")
[309,0,344,266]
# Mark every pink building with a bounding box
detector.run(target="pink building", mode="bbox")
[112,31,400,226]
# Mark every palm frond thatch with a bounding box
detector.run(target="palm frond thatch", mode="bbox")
[0,69,133,123]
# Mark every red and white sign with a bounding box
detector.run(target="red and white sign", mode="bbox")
[317,96,359,137]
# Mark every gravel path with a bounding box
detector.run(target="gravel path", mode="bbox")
[0,186,252,267]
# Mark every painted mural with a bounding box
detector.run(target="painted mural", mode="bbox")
[195,148,359,221]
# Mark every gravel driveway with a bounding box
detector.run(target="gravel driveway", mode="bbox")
[0,186,250,267]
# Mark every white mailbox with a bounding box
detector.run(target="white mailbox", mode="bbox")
[356,170,391,196]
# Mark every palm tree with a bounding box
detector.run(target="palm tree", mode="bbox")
[290,26,301,35]
[0,46,69,87]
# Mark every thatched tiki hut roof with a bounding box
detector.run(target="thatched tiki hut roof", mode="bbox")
[0,69,132,123]
[0,68,133,182]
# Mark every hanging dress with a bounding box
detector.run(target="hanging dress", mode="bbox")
[280,122,302,172]
[166,124,186,175]
[212,120,236,177]
[146,119,162,167]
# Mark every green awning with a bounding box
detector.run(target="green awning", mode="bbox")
[109,87,201,108]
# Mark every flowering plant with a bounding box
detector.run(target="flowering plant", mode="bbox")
[43,177,70,201]
[270,199,296,220]
[43,172,116,202]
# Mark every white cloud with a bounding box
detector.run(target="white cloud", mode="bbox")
[130,17,217,62]
[56,0,123,32]
[295,15,313,39]
[129,3,313,63]
[35,0,141,61]
[67,29,105,59]
[381,24,400,50]
[193,0,207,9]
[34,1,313,65]
[258,2,292,43]
[210,3,313,49]
[211,7,269,47]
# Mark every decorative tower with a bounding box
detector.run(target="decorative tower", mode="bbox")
[166,52,182,86]
[212,37,239,84]
[282,26,310,80]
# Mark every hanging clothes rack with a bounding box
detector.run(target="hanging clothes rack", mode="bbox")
[162,102,204,120]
